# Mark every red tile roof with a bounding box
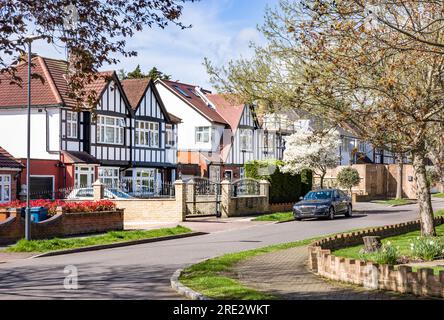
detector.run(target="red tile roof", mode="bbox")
[0,147,23,169]
[121,78,151,110]
[205,94,245,132]
[0,56,114,109]
[159,80,228,125]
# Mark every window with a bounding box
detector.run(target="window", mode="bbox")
[263,132,274,153]
[166,124,175,147]
[0,175,11,203]
[135,168,156,194]
[240,129,253,151]
[135,121,159,147]
[342,137,353,153]
[66,111,78,138]
[358,141,366,153]
[75,166,95,188]
[240,168,245,179]
[97,115,124,145]
[195,127,210,143]
[174,85,191,98]
[99,167,120,187]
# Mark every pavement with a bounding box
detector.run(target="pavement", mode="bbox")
[233,246,418,300]
[0,199,443,299]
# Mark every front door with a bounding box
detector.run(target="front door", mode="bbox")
[75,166,95,188]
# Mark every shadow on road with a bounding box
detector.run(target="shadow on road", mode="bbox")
[0,263,181,300]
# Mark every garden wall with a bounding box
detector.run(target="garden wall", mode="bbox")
[308,216,444,298]
[0,209,124,245]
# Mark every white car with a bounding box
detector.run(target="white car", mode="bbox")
[67,188,133,200]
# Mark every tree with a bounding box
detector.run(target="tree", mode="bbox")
[0,1,194,109]
[337,167,361,196]
[280,128,340,189]
[127,65,146,79]
[206,0,444,236]
[147,67,172,80]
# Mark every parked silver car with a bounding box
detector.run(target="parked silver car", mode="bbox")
[67,188,133,200]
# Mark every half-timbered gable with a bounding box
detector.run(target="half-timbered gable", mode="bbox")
[89,73,133,167]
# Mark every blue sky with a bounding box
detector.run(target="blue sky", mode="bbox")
[31,0,279,90]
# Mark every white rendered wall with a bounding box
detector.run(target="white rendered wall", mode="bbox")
[0,108,60,160]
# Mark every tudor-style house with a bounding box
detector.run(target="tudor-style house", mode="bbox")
[0,56,178,199]
[155,80,272,181]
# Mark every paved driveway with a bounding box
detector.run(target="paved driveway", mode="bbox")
[0,199,443,299]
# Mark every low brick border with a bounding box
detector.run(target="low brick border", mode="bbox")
[31,232,207,258]
[308,216,444,298]
[170,267,212,300]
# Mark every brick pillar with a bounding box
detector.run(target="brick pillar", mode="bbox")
[186,179,195,215]
[259,179,270,213]
[174,179,187,222]
[221,179,232,218]
[92,180,105,201]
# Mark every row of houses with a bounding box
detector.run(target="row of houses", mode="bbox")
[0,55,396,202]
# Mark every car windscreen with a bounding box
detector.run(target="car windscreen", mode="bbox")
[304,191,333,200]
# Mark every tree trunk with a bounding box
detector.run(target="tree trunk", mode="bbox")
[320,172,325,189]
[396,154,403,200]
[412,152,436,237]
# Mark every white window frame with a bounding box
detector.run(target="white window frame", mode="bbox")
[98,167,120,188]
[135,120,160,148]
[165,124,175,147]
[96,115,125,145]
[74,166,95,188]
[263,132,275,153]
[240,128,253,152]
[195,127,210,144]
[66,111,78,139]
[240,167,246,179]
[134,168,157,194]
[0,175,11,203]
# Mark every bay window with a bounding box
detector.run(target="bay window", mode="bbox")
[240,129,253,151]
[135,121,159,148]
[99,167,120,187]
[66,111,78,139]
[97,115,125,145]
[0,175,11,203]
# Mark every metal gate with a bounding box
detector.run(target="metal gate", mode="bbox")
[185,177,221,218]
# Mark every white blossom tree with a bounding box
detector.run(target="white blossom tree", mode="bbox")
[281,128,341,189]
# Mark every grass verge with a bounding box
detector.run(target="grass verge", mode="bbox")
[179,237,318,300]
[433,193,444,198]
[5,225,192,253]
[373,198,413,206]
[252,212,294,222]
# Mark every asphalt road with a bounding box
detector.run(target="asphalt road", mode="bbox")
[1,199,444,300]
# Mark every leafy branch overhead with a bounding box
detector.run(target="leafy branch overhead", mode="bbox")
[206,0,444,236]
[0,0,194,109]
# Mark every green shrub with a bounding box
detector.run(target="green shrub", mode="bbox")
[410,237,444,261]
[359,242,400,265]
[244,160,312,203]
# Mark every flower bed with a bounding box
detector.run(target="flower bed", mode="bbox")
[0,199,116,215]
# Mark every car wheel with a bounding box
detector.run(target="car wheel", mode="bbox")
[295,217,302,221]
[328,207,335,220]
[345,205,353,217]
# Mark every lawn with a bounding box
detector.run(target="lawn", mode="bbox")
[332,221,444,276]
[372,198,413,206]
[252,212,294,222]
[5,225,192,253]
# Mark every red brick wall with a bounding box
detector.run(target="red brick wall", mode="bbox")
[0,170,20,201]
[0,209,124,244]
[19,159,62,190]
[269,202,293,213]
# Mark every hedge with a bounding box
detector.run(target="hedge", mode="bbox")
[244,160,312,204]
